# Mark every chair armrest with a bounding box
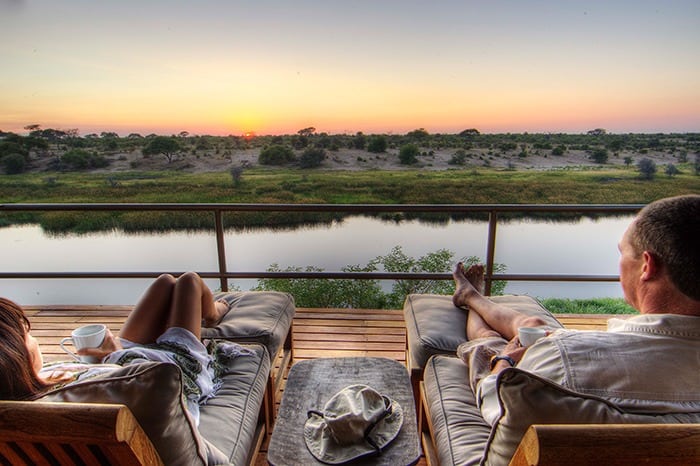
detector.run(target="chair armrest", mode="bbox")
[509,423,700,466]
[0,400,163,466]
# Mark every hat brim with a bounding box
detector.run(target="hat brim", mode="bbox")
[304,397,404,464]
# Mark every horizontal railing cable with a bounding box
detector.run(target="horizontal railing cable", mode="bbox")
[0,203,643,294]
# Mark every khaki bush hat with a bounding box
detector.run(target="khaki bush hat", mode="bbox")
[303,384,404,464]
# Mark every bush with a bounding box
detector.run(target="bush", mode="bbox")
[61,149,109,170]
[366,136,387,153]
[637,158,657,180]
[398,144,419,165]
[448,149,468,165]
[551,145,566,156]
[253,246,507,309]
[1,153,27,174]
[0,142,28,160]
[299,147,326,168]
[259,145,296,165]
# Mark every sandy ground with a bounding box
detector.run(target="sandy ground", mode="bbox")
[29,146,683,174]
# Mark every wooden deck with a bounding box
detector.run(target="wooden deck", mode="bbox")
[25,305,614,466]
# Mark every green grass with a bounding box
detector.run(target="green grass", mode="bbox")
[540,297,637,314]
[1,167,698,232]
[2,167,698,203]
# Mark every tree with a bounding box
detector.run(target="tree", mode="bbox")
[623,156,633,167]
[587,128,607,136]
[589,148,608,164]
[366,136,387,153]
[352,132,367,150]
[637,158,657,180]
[259,145,295,165]
[398,144,419,165]
[665,163,679,177]
[230,165,244,186]
[695,154,700,176]
[142,136,181,163]
[299,147,326,168]
[406,128,429,141]
[297,127,316,137]
[459,128,480,137]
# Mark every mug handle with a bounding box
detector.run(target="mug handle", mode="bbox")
[59,337,81,361]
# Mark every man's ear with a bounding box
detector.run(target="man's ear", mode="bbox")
[641,251,660,280]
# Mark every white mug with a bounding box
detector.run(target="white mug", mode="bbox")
[518,326,547,347]
[60,324,107,363]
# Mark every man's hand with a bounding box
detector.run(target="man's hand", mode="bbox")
[490,335,528,374]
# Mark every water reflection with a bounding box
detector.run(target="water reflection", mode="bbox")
[0,215,632,305]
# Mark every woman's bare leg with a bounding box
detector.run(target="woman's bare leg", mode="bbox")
[453,263,546,340]
[119,274,176,344]
[165,272,230,339]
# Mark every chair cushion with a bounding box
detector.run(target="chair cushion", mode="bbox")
[204,291,295,358]
[404,294,561,372]
[41,362,223,466]
[482,368,700,466]
[199,342,271,466]
[423,355,492,466]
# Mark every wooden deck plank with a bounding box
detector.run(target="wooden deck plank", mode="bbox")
[25,304,617,466]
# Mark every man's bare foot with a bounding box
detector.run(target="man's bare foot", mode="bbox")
[462,263,486,295]
[203,299,231,327]
[452,262,485,309]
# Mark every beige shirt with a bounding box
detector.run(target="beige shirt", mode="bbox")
[478,314,700,425]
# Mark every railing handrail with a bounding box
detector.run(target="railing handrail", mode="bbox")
[0,203,644,294]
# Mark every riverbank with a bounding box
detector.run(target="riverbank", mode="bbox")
[1,167,698,232]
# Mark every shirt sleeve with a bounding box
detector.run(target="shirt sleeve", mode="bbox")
[476,373,501,426]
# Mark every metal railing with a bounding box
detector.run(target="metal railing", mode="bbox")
[0,203,643,295]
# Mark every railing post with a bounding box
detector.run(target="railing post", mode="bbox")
[484,210,498,296]
[214,210,228,292]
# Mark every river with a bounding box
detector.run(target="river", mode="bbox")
[0,215,632,305]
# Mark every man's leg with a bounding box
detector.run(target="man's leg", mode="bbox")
[453,263,547,340]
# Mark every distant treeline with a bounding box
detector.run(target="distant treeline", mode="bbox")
[2,126,700,154]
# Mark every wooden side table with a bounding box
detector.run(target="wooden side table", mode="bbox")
[268,357,421,465]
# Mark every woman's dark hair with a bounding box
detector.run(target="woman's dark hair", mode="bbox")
[0,297,49,400]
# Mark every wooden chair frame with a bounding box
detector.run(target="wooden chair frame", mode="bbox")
[0,401,163,466]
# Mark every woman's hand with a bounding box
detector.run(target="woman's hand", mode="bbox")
[77,329,122,360]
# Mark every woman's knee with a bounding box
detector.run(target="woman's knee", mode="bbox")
[152,273,176,291]
[176,271,204,291]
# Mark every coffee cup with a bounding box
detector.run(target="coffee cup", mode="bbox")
[60,324,107,363]
[518,327,547,347]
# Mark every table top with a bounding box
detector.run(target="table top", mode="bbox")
[268,357,421,466]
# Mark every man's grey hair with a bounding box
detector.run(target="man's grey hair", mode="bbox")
[630,194,700,301]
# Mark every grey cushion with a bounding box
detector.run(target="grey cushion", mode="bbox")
[41,362,222,466]
[423,355,492,466]
[42,342,271,466]
[482,368,700,466]
[404,294,560,372]
[199,342,270,466]
[204,291,295,359]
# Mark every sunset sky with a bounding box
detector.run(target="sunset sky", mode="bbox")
[1,0,698,136]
